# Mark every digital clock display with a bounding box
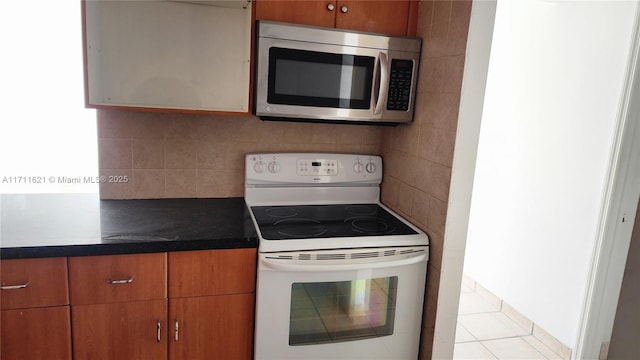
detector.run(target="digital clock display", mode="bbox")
[312,161,322,167]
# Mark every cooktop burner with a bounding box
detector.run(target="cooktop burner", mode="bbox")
[251,204,418,240]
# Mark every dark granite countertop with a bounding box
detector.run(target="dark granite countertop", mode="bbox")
[0,194,257,259]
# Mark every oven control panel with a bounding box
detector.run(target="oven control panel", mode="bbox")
[297,159,338,176]
[246,153,383,184]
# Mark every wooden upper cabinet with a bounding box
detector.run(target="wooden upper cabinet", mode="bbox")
[68,253,167,305]
[255,0,335,28]
[335,1,411,36]
[168,248,256,298]
[255,0,417,36]
[0,257,69,309]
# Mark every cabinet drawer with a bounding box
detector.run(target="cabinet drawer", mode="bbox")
[1,257,69,309]
[169,248,256,298]
[69,253,166,305]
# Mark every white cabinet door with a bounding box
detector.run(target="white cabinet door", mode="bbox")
[84,0,251,113]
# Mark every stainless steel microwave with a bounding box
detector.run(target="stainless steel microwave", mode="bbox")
[255,21,422,125]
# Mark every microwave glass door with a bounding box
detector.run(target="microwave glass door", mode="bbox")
[289,276,398,345]
[268,48,375,109]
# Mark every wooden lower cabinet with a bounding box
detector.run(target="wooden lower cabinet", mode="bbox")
[71,299,167,360]
[2,249,256,359]
[169,294,255,360]
[1,306,72,360]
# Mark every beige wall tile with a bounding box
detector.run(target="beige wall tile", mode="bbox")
[229,116,273,144]
[427,196,447,237]
[420,265,441,358]
[443,56,466,94]
[98,169,133,199]
[165,140,197,169]
[391,124,420,154]
[165,116,199,139]
[427,232,443,270]
[98,139,132,169]
[133,170,165,198]
[198,141,229,170]
[448,12,472,56]
[380,176,401,209]
[420,57,446,94]
[166,170,196,198]
[436,92,461,131]
[416,0,434,39]
[397,153,419,187]
[197,116,237,143]
[417,124,438,161]
[411,190,431,228]
[434,127,457,166]
[130,113,165,139]
[397,182,416,217]
[197,169,243,198]
[97,110,131,138]
[283,122,317,144]
[132,139,164,169]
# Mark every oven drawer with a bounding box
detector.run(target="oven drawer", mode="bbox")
[68,253,167,305]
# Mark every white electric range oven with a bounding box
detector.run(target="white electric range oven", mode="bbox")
[245,153,429,360]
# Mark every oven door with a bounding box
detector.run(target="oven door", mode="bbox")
[254,247,428,360]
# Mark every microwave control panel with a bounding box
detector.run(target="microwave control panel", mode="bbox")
[387,59,414,111]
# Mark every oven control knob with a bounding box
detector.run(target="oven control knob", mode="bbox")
[268,161,281,173]
[366,162,377,173]
[353,161,364,173]
[254,161,266,173]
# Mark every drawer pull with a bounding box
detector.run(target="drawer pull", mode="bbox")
[0,281,30,290]
[157,321,161,342]
[174,319,179,341]
[107,277,133,285]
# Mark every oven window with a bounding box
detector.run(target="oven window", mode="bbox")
[289,277,397,345]
[268,47,374,109]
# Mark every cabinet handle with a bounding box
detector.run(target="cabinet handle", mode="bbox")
[327,3,335,11]
[174,319,179,341]
[340,5,348,13]
[157,321,161,342]
[107,277,133,285]
[0,281,30,290]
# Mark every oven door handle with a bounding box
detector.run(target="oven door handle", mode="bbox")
[260,251,427,272]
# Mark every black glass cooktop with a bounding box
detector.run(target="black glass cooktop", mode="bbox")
[251,204,418,240]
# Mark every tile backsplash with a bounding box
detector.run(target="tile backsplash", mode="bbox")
[97,110,382,199]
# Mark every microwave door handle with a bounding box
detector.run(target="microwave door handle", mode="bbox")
[373,52,389,115]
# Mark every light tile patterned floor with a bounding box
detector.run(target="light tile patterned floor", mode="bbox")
[453,281,564,359]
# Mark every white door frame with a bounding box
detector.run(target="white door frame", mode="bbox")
[431,1,497,358]
[574,6,640,359]
[432,2,640,359]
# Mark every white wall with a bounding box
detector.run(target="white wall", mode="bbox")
[464,0,638,347]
